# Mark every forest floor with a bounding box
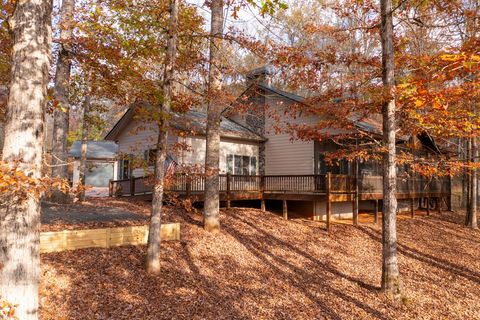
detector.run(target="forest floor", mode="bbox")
[40,199,480,319]
[41,198,151,232]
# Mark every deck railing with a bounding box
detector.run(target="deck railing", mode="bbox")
[109,173,450,198]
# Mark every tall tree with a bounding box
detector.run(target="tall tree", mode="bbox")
[0,2,12,156]
[380,0,401,297]
[78,94,90,202]
[51,0,75,203]
[467,135,478,228]
[204,0,224,232]
[0,0,52,319]
[146,0,179,274]
[465,0,478,229]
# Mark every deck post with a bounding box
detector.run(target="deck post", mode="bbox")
[438,177,442,214]
[326,172,332,232]
[352,161,359,226]
[374,199,379,224]
[108,179,113,197]
[283,199,288,220]
[410,177,415,218]
[447,175,452,211]
[260,175,265,211]
[426,196,430,216]
[186,175,192,198]
[410,198,415,218]
[226,173,231,209]
[130,176,135,196]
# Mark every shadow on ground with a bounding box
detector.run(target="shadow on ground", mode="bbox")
[40,206,480,320]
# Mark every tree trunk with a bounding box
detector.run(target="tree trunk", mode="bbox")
[0,85,7,154]
[0,1,52,319]
[203,0,224,233]
[380,0,402,297]
[146,0,178,274]
[78,96,90,202]
[51,0,75,203]
[468,136,478,228]
[466,138,472,224]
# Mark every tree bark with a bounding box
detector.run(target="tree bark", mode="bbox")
[380,0,402,297]
[78,95,90,202]
[51,0,75,203]
[468,136,478,228]
[146,0,178,274]
[203,0,224,233]
[0,85,7,154]
[0,1,52,319]
[466,138,471,221]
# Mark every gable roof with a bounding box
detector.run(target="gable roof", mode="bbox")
[170,110,265,141]
[236,82,446,152]
[104,106,265,142]
[257,83,305,104]
[69,141,118,159]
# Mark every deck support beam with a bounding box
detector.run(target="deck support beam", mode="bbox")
[352,162,359,226]
[410,198,415,218]
[283,199,288,220]
[226,173,231,209]
[261,199,265,212]
[409,176,415,218]
[438,197,441,214]
[130,176,135,197]
[326,172,332,232]
[426,196,430,216]
[374,199,379,224]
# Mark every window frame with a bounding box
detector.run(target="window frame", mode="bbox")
[226,154,257,175]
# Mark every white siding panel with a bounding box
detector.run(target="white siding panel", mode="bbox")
[115,119,178,177]
[181,137,259,174]
[115,118,259,177]
[220,139,259,173]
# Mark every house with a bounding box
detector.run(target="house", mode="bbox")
[104,107,265,180]
[69,140,118,188]
[106,67,450,220]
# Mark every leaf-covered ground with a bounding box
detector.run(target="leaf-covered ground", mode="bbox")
[40,201,480,319]
[41,198,151,232]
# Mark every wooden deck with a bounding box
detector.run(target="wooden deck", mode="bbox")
[109,173,450,232]
[110,173,449,202]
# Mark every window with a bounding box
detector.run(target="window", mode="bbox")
[226,154,257,175]
[318,154,350,175]
[121,156,131,179]
[359,160,381,176]
[226,154,234,173]
[250,157,257,175]
[242,156,249,175]
[234,155,242,174]
[144,149,157,166]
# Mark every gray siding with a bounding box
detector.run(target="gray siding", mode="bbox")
[264,95,316,175]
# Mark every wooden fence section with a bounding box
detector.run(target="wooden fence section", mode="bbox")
[40,223,180,253]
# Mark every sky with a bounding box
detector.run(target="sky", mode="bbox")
[186,0,275,39]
